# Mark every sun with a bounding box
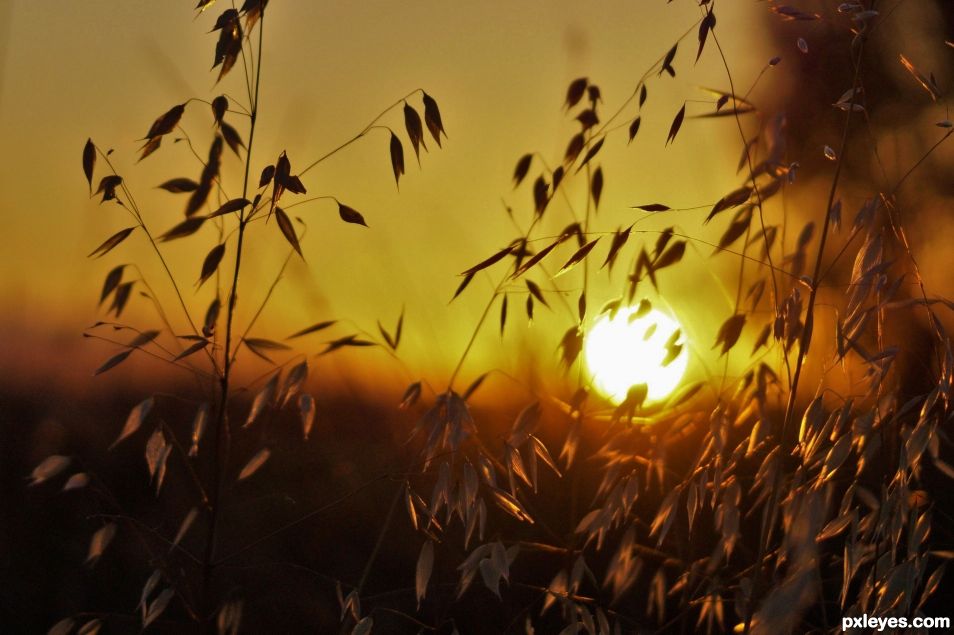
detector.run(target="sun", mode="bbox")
[583,305,689,405]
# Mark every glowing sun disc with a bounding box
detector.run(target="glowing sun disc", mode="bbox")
[584,306,689,404]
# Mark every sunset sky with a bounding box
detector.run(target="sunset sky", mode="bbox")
[0,1,788,395]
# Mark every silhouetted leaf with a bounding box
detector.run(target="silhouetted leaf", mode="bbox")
[245,373,278,427]
[160,216,206,241]
[461,245,513,276]
[716,208,752,251]
[29,455,71,486]
[796,221,814,249]
[352,617,373,635]
[772,5,820,21]
[564,133,585,165]
[188,404,208,457]
[463,373,488,401]
[173,339,209,361]
[525,279,549,307]
[127,330,160,349]
[400,382,422,409]
[500,295,508,335]
[715,314,746,355]
[110,281,134,317]
[615,384,648,419]
[666,104,686,145]
[299,393,316,440]
[320,335,375,355]
[284,175,306,194]
[86,523,117,565]
[208,197,251,218]
[185,137,222,215]
[240,0,267,28]
[272,151,292,200]
[422,92,446,146]
[564,77,588,110]
[452,272,476,301]
[513,154,533,188]
[628,117,642,143]
[172,508,198,550]
[576,108,599,129]
[244,338,290,363]
[259,164,275,188]
[88,227,135,258]
[654,240,686,270]
[560,326,583,368]
[202,299,219,338]
[404,103,426,162]
[110,397,154,449]
[280,361,309,407]
[287,320,337,339]
[221,122,245,156]
[753,323,771,353]
[706,186,752,222]
[533,176,549,216]
[158,178,199,193]
[513,238,563,278]
[95,349,133,376]
[656,229,676,257]
[416,541,435,607]
[143,588,174,628]
[693,106,757,119]
[602,226,631,270]
[378,321,396,350]
[237,448,270,481]
[199,244,226,286]
[575,138,604,173]
[559,238,600,274]
[63,473,90,492]
[95,175,123,202]
[83,138,96,192]
[389,133,405,187]
[634,298,652,319]
[633,203,670,212]
[138,137,162,162]
[660,44,677,77]
[144,104,185,140]
[696,10,716,62]
[273,207,303,257]
[211,95,228,124]
[338,203,368,227]
[100,265,125,305]
[212,10,243,81]
[591,167,604,208]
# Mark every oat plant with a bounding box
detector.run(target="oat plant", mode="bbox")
[28,2,954,635]
[32,2,446,633]
[394,3,953,634]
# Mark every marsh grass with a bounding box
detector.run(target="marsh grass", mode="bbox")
[29,2,954,634]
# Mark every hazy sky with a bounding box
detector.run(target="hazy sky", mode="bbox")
[0,1,778,393]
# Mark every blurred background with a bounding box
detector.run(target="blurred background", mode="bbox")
[1,0,952,631]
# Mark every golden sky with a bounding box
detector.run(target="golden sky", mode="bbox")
[0,1,780,394]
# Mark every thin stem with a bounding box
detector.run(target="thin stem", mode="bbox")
[200,10,266,625]
[298,93,419,177]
